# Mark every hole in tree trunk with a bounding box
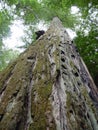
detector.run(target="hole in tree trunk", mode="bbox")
[61,50,65,55]
[61,58,65,62]
[0,114,4,121]
[61,65,67,69]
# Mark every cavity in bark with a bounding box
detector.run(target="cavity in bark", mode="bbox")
[61,50,65,55]
[61,64,67,70]
[62,71,68,76]
[0,114,4,121]
[61,58,65,62]
[73,71,79,77]
[35,30,45,40]
[56,69,61,80]
[71,54,75,58]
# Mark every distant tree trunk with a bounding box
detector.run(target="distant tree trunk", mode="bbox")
[0,17,98,130]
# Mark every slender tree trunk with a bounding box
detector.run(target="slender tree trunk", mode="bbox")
[0,17,98,130]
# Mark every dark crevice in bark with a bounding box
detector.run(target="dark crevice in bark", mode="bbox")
[0,114,4,121]
[61,50,65,55]
[61,58,65,62]
[73,71,79,77]
[15,120,22,130]
[71,54,75,58]
[61,64,67,70]
[12,89,19,97]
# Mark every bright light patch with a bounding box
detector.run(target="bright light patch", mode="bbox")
[66,29,76,39]
[3,20,25,51]
[71,6,79,14]
[36,21,48,31]
[37,0,42,3]
[0,4,2,10]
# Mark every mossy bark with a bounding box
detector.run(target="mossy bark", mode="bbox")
[0,17,98,130]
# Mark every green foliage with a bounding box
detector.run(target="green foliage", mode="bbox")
[0,10,11,50]
[74,4,98,81]
[5,0,77,27]
[0,11,11,37]
[75,30,98,75]
[0,48,19,71]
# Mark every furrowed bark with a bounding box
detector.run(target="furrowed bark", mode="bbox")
[0,17,98,130]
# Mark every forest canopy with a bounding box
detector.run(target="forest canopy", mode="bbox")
[0,0,98,85]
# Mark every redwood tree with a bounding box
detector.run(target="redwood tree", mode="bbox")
[0,17,98,130]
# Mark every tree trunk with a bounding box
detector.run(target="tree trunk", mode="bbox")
[0,17,98,130]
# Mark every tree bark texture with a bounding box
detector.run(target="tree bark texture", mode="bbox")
[0,17,98,130]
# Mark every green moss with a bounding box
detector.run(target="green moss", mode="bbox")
[30,77,56,130]
[0,60,17,91]
[66,86,98,130]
